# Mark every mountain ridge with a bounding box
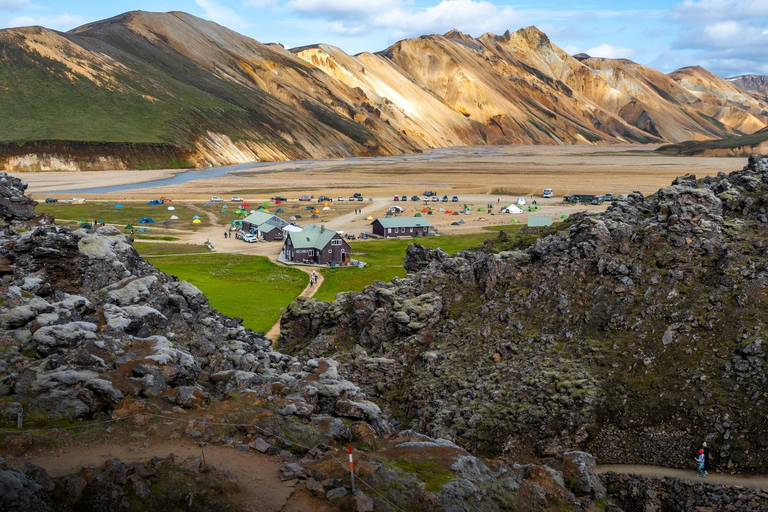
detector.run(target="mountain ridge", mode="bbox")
[1,10,767,171]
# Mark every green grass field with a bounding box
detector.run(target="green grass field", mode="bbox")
[145,253,307,333]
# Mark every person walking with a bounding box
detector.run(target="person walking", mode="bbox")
[696,449,706,477]
[702,442,711,475]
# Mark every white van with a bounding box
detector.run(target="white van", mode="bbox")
[543,188,553,198]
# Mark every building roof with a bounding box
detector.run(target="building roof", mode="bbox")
[287,224,340,249]
[242,211,287,228]
[373,217,432,228]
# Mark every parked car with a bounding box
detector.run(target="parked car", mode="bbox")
[242,233,259,243]
[411,195,420,201]
[423,190,434,197]
[452,196,459,202]
[604,193,617,201]
[394,195,400,201]
[353,192,363,198]
[357,196,364,201]
[318,196,331,202]
[231,196,244,202]
[210,196,224,202]
[44,198,58,203]
[272,196,288,202]
[590,195,605,205]
[442,195,449,202]
[349,196,356,201]
[431,196,440,202]
[337,196,345,201]
[299,195,313,201]
[543,188,553,198]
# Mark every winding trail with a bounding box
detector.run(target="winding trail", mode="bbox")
[596,464,768,490]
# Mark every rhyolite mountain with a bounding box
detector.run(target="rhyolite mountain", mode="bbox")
[728,74,768,97]
[281,155,768,476]
[1,11,768,171]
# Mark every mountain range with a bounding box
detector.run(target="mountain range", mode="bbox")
[1,10,768,171]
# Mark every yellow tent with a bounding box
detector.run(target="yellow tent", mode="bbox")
[366,215,374,220]
[192,219,201,224]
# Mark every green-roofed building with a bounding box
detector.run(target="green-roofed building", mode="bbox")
[283,224,351,265]
[371,217,432,238]
[242,211,289,241]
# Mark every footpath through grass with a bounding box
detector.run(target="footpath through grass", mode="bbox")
[145,253,307,333]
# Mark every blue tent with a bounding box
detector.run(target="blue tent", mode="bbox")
[114,204,123,208]
[139,217,155,224]
[148,199,163,205]
[192,215,201,220]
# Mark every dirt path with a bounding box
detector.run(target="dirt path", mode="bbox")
[7,432,332,511]
[265,266,324,343]
[596,464,768,490]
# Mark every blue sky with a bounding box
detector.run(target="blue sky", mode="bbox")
[1,0,767,77]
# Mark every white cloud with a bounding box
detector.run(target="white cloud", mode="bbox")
[672,0,768,21]
[242,0,279,8]
[581,43,636,60]
[287,0,400,17]
[0,0,32,9]
[283,0,521,40]
[9,13,84,30]
[195,0,250,30]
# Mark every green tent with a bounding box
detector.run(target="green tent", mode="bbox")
[561,214,568,219]
[509,218,518,223]
[125,224,133,229]
[415,212,422,217]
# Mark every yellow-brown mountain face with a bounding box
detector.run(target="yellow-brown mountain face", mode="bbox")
[1,12,766,170]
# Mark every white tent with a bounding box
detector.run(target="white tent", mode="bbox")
[167,206,175,210]
[503,205,523,214]
[516,197,526,206]
[169,215,179,220]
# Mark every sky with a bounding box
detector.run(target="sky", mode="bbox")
[1,0,767,77]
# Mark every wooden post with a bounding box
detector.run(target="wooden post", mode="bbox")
[348,445,355,492]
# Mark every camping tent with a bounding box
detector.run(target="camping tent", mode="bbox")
[311,214,319,218]
[192,215,201,220]
[148,199,163,205]
[322,206,331,211]
[276,208,284,213]
[139,217,155,224]
[170,215,179,220]
[478,217,487,221]
[192,219,201,224]
[365,215,374,220]
[504,205,523,214]
[289,216,297,221]
[167,206,175,210]
[114,204,123,208]
[415,213,422,217]
[516,197,526,205]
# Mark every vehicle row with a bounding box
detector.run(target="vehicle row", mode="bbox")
[394,195,458,202]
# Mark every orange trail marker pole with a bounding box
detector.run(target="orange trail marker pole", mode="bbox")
[349,445,356,492]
